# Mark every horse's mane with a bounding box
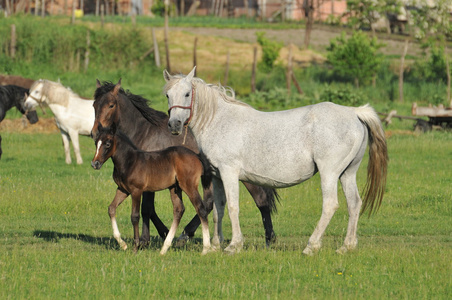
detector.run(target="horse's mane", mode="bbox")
[163,74,250,130]
[95,81,167,127]
[30,80,80,106]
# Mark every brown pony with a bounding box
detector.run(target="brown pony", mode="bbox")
[91,124,213,255]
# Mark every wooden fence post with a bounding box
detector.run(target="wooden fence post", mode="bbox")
[399,39,409,103]
[152,28,161,68]
[10,24,16,59]
[251,46,257,93]
[193,37,198,71]
[71,0,76,24]
[224,50,230,86]
[101,4,105,28]
[84,31,91,73]
[41,0,45,17]
[164,0,171,73]
[286,44,292,95]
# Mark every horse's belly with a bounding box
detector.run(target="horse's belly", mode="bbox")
[239,163,316,188]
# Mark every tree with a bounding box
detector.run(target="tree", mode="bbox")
[346,0,402,36]
[407,0,452,106]
[327,31,384,87]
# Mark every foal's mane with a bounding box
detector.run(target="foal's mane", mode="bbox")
[95,81,167,127]
[163,74,250,130]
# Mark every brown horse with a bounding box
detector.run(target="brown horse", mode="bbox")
[91,124,213,255]
[91,80,279,248]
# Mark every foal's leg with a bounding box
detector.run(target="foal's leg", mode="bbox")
[67,129,83,164]
[160,188,185,255]
[303,173,339,256]
[337,165,362,254]
[242,182,277,247]
[182,184,212,255]
[60,131,72,164]
[130,191,143,252]
[175,183,213,247]
[109,189,129,250]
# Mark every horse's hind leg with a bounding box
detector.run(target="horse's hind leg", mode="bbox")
[303,173,339,256]
[141,191,169,245]
[160,188,185,255]
[243,182,277,247]
[337,166,362,254]
[60,131,72,164]
[109,189,129,250]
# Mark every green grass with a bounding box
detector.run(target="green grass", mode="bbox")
[0,130,451,299]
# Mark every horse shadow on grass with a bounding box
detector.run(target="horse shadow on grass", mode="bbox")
[32,230,206,252]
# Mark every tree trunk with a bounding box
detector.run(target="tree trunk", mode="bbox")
[193,37,198,72]
[303,0,314,50]
[152,28,161,68]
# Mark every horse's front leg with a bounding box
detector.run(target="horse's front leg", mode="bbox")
[67,129,83,164]
[141,191,170,246]
[109,189,129,250]
[160,188,185,255]
[60,131,72,164]
[131,191,142,252]
[211,177,226,250]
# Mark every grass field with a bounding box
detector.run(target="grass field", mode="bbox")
[0,128,450,299]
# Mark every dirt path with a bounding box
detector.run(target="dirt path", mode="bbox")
[173,27,421,57]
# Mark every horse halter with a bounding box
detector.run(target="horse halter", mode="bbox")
[168,87,195,127]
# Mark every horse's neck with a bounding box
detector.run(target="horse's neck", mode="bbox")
[111,136,139,169]
[118,100,161,141]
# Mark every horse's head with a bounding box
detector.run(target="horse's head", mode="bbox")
[24,80,45,111]
[91,79,122,140]
[91,123,116,170]
[19,93,39,124]
[164,66,196,135]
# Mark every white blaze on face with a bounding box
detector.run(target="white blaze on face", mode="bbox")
[95,140,103,159]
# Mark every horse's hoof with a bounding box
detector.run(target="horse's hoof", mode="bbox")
[174,234,191,248]
[211,237,221,249]
[224,243,243,255]
[201,247,214,255]
[119,241,128,251]
[302,246,319,256]
[336,245,356,255]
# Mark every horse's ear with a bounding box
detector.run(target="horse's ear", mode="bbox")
[163,69,172,82]
[96,79,102,88]
[186,66,196,81]
[112,79,121,96]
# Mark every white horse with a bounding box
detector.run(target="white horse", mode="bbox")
[24,79,95,164]
[164,67,388,255]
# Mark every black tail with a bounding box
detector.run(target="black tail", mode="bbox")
[263,187,280,215]
[198,151,212,189]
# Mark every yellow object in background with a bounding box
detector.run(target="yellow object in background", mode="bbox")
[75,9,84,18]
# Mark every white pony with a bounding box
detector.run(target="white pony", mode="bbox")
[164,67,388,255]
[25,79,95,164]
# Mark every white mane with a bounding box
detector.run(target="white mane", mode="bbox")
[164,74,250,130]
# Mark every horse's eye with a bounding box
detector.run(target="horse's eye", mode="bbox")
[185,92,190,97]
[166,94,169,99]
[105,142,111,148]
[109,104,114,108]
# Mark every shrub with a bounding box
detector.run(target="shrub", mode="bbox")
[256,32,283,72]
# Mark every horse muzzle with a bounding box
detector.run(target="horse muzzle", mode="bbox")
[168,118,183,135]
[91,160,103,170]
